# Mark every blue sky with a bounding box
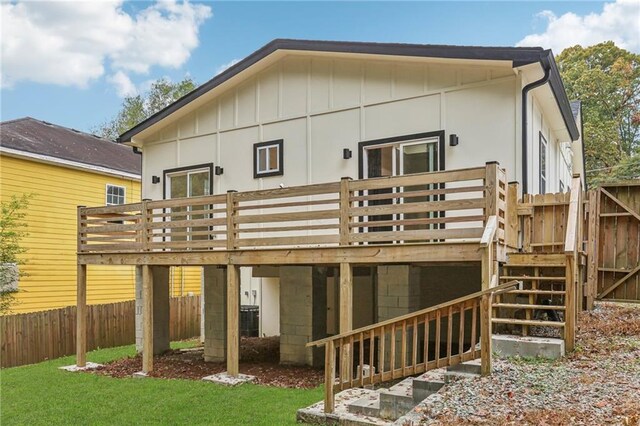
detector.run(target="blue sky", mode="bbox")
[1,1,638,134]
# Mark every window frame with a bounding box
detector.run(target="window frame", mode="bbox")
[162,163,214,200]
[253,139,284,179]
[105,184,126,206]
[539,132,548,194]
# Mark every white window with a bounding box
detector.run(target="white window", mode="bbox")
[106,184,126,205]
[254,139,283,178]
[539,133,548,194]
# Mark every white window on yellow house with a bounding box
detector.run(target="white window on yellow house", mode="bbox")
[106,184,126,205]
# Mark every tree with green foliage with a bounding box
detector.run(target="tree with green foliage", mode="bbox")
[93,77,197,141]
[556,42,640,185]
[0,194,32,314]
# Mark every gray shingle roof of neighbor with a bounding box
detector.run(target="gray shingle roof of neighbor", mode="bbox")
[0,117,141,175]
[117,38,580,143]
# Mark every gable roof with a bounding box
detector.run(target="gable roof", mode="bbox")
[118,38,580,143]
[0,117,141,175]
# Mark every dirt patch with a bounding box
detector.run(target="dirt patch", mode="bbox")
[93,336,323,389]
[418,302,640,425]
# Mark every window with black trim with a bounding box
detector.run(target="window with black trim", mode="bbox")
[106,184,126,205]
[253,139,283,178]
[539,133,548,194]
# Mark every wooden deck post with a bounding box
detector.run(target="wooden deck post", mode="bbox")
[76,205,87,368]
[76,264,87,367]
[227,265,240,377]
[339,262,353,384]
[506,182,520,249]
[480,292,493,376]
[565,255,576,352]
[142,264,154,373]
[339,178,352,246]
[226,191,238,250]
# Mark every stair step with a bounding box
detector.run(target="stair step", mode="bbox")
[506,289,566,295]
[412,379,444,403]
[492,318,565,327]
[493,303,565,310]
[443,370,479,383]
[347,394,380,417]
[446,360,482,375]
[501,275,566,281]
[378,388,415,421]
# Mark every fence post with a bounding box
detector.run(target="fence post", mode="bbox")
[339,177,352,246]
[586,189,600,310]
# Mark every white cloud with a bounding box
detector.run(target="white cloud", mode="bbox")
[0,0,212,95]
[517,0,640,54]
[107,71,137,97]
[216,58,241,75]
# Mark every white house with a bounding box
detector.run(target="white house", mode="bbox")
[117,39,583,346]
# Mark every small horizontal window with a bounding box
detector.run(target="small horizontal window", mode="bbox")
[254,140,283,178]
[106,184,126,205]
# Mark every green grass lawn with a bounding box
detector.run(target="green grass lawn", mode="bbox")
[1,342,323,425]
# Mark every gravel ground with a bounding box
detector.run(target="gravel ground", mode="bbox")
[416,303,640,426]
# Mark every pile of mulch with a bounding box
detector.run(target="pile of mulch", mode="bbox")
[93,336,323,389]
[416,303,640,425]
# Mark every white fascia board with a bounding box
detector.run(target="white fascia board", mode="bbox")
[0,147,141,181]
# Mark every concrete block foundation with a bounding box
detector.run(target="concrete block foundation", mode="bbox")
[492,334,565,359]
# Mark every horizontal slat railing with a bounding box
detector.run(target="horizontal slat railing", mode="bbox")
[308,280,520,413]
[78,164,506,253]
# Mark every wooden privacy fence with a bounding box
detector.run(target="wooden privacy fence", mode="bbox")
[78,164,506,254]
[587,182,640,302]
[308,280,519,414]
[0,295,200,368]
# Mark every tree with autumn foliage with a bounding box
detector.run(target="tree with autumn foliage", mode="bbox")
[556,42,640,185]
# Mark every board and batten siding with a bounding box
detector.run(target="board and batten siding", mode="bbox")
[0,155,200,313]
[140,55,521,199]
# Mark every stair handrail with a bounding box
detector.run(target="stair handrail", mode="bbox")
[308,279,520,348]
[308,279,520,414]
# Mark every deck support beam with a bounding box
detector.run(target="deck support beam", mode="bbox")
[142,264,154,373]
[226,265,240,377]
[76,264,87,367]
[339,262,353,384]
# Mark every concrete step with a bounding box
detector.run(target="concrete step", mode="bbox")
[493,334,565,359]
[446,359,482,375]
[443,360,482,383]
[376,377,415,420]
[348,394,381,417]
[412,378,444,403]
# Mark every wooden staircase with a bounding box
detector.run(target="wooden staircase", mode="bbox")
[493,253,567,338]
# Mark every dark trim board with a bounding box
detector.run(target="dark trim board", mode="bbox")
[117,39,579,144]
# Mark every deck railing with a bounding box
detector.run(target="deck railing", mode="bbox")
[307,280,520,413]
[78,163,506,254]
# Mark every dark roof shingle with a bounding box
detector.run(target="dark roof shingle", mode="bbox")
[0,117,141,175]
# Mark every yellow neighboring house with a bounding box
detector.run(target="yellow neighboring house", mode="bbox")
[0,117,200,314]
